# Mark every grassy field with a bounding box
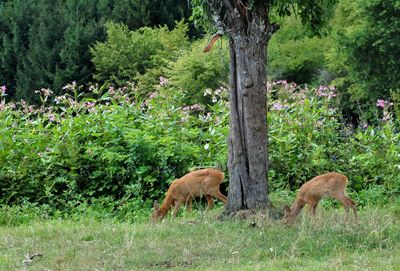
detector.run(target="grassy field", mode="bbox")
[1,206,400,271]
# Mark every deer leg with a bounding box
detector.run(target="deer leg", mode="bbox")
[185,196,193,212]
[334,192,354,222]
[309,201,319,216]
[172,201,181,217]
[205,195,214,210]
[210,189,227,204]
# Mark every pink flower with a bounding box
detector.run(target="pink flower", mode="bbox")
[376,99,393,108]
[190,104,202,111]
[182,104,203,112]
[271,103,283,111]
[84,101,96,108]
[273,80,287,86]
[159,76,169,87]
[1,85,6,95]
[62,81,77,92]
[148,92,158,100]
[54,95,66,104]
[316,85,336,98]
[108,86,116,95]
[376,99,386,108]
[48,114,56,122]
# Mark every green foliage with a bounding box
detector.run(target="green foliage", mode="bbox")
[0,0,193,104]
[266,81,400,202]
[91,20,190,98]
[270,0,337,34]
[1,78,399,216]
[268,16,331,83]
[0,81,228,217]
[168,38,229,105]
[190,0,336,35]
[326,0,400,121]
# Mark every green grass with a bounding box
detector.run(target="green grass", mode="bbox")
[1,206,400,270]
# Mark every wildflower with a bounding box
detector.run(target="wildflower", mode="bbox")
[266,82,273,92]
[48,114,56,122]
[376,99,393,108]
[0,85,6,96]
[54,95,66,104]
[62,81,77,92]
[190,104,202,111]
[159,76,169,87]
[89,84,98,92]
[316,85,336,98]
[271,103,283,111]
[273,80,288,86]
[108,86,116,95]
[376,99,386,108]
[84,101,96,110]
[44,88,52,97]
[214,86,226,96]
[148,92,158,100]
[382,111,390,122]
[205,112,212,121]
[204,88,213,96]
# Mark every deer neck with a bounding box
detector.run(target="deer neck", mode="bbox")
[158,194,175,216]
[290,199,305,218]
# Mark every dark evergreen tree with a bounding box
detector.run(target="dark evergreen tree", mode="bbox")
[0,0,194,103]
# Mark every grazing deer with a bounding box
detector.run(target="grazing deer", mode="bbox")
[283,172,358,225]
[152,168,228,220]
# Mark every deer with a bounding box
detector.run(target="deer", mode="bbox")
[283,172,358,225]
[151,168,228,220]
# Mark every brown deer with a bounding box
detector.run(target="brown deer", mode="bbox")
[152,168,228,220]
[283,172,358,225]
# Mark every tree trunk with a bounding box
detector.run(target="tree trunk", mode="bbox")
[224,28,269,214]
[205,0,273,215]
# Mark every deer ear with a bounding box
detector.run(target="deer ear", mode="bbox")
[153,200,160,210]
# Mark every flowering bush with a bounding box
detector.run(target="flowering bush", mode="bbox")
[0,81,228,218]
[267,81,400,205]
[1,78,399,219]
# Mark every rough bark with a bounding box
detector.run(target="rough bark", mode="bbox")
[206,0,274,214]
[224,25,269,214]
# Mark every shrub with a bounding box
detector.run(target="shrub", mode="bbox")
[0,81,228,216]
[91,20,190,98]
[167,38,229,105]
